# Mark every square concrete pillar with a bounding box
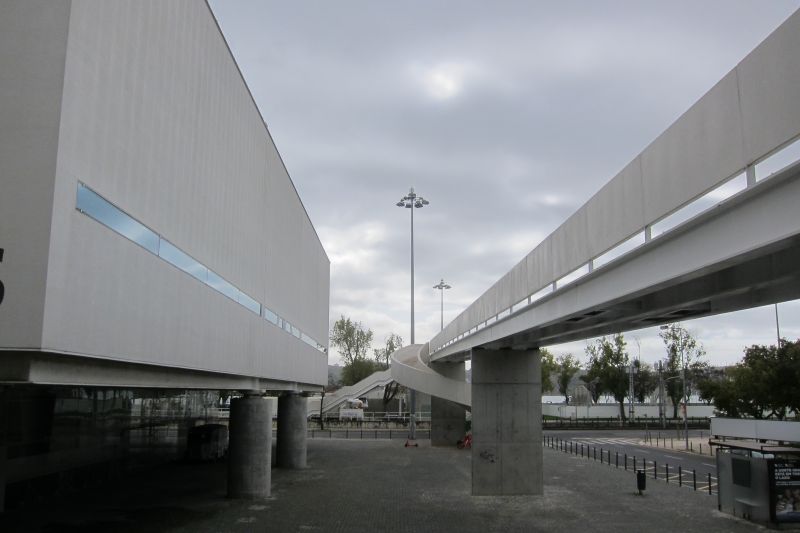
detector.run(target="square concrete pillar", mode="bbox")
[471,348,542,495]
[431,362,467,446]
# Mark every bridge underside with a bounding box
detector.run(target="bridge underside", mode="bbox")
[0,350,318,392]
[432,165,800,361]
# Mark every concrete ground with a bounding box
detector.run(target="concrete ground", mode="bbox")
[0,439,765,532]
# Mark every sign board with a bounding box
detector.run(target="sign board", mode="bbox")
[770,457,800,523]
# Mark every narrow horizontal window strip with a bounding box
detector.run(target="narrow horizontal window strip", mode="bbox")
[77,184,160,254]
[75,182,325,354]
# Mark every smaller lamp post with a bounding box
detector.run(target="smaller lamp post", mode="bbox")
[433,279,452,331]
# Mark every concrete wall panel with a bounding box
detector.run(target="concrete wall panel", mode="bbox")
[549,206,589,281]
[586,156,645,258]
[42,209,324,384]
[22,1,329,386]
[738,10,800,165]
[0,0,71,348]
[641,70,745,224]
[527,237,554,297]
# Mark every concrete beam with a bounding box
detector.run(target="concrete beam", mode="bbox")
[0,351,320,392]
[471,348,542,495]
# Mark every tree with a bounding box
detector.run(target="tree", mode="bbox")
[373,333,403,369]
[341,359,379,386]
[632,360,658,403]
[556,353,581,404]
[696,367,726,405]
[659,323,707,418]
[708,340,800,420]
[540,349,557,395]
[330,315,373,365]
[330,315,376,385]
[584,334,630,420]
[373,333,404,409]
[579,374,601,404]
[707,367,746,418]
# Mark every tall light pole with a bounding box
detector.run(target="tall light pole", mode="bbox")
[396,187,429,344]
[681,358,688,450]
[396,187,429,441]
[433,279,451,331]
[657,360,665,429]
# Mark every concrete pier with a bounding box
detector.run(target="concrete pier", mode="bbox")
[227,393,271,499]
[471,348,542,495]
[431,362,467,447]
[276,392,308,469]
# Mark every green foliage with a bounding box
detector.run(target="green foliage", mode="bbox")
[708,339,800,420]
[556,353,581,404]
[584,334,629,419]
[341,358,380,386]
[658,323,708,418]
[330,315,376,386]
[540,349,557,394]
[330,315,374,366]
[696,367,726,405]
[633,360,658,403]
[374,333,403,369]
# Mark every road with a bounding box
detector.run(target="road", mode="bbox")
[543,428,718,493]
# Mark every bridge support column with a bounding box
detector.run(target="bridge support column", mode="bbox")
[471,348,542,495]
[276,391,307,469]
[228,392,272,499]
[431,362,466,446]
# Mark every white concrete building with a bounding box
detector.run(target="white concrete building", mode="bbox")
[1,0,329,506]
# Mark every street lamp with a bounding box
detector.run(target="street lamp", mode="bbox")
[433,278,452,331]
[657,360,665,429]
[396,187,429,441]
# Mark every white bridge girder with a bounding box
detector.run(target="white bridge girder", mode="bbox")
[431,162,800,362]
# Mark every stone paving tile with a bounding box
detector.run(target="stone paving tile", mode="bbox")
[0,439,765,532]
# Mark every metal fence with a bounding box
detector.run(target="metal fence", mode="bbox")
[543,435,718,495]
[306,428,431,440]
[542,417,711,430]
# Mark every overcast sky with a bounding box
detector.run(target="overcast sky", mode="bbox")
[209,1,800,368]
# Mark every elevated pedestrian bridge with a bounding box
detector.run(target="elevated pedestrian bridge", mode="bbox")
[398,7,800,369]
[391,8,800,495]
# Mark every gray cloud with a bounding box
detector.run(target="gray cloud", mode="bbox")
[210,0,800,366]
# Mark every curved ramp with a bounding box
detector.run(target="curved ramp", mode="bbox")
[390,344,471,407]
[307,369,394,416]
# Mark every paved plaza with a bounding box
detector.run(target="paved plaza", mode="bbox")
[1,438,763,532]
